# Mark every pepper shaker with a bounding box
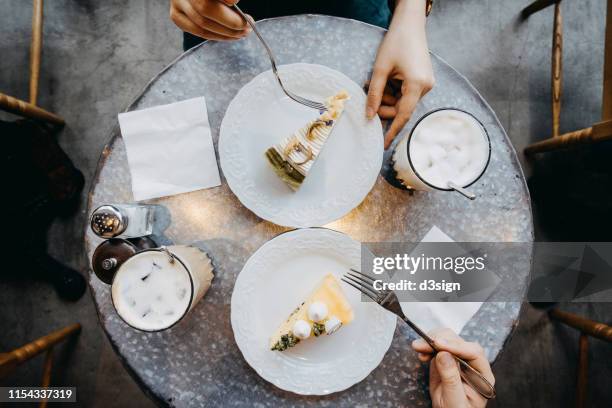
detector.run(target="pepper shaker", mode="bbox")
[90,204,154,238]
[92,237,157,284]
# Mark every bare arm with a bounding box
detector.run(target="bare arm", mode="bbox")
[366,0,434,149]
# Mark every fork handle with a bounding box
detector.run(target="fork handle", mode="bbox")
[403,317,496,399]
[232,5,279,76]
[453,355,496,399]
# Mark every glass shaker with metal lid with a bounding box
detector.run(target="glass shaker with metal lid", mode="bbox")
[90,204,154,238]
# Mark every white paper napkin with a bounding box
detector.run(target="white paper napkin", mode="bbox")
[118,97,221,201]
[400,226,483,334]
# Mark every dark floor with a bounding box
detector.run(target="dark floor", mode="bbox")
[1,1,611,407]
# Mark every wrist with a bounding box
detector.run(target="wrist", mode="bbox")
[392,0,427,15]
[389,0,427,33]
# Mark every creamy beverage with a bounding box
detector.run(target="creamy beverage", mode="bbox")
[111,245,214,331]
[393,109,490,191]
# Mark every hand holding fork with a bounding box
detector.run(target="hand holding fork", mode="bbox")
[412,329,495,408]
[342,268,496,403]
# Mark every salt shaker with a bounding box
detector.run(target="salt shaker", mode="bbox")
[90,204,154,238]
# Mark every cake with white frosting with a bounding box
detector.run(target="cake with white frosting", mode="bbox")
[270,274,354,351]
[265,91,349,190]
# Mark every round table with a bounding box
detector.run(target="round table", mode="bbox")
[85,15,533,407]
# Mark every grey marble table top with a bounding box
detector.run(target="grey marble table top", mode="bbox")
[85,15,533,408]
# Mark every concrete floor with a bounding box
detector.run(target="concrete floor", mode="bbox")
[1,0,610,407]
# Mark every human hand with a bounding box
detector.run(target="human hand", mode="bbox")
[366,0,434,149]
[170,0,251,41]
[411,328,494,408]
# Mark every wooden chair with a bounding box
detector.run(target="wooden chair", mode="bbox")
[549,309,612,408]
[0,323,81,408]
[522,0,612,155]
[0,0,64,126]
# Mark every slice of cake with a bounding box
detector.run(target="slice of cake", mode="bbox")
[270,274,354,351]
[265,91,350,190]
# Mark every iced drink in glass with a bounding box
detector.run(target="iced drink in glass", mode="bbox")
[393,108,491,192]
[111,245,214,331]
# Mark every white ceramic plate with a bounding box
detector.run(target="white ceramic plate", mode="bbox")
[230,228,396,395]
[219,63,384,228]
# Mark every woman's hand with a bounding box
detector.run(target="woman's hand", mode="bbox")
[367,0,434,149]
[170,0,251,41]
[411,328,494,408]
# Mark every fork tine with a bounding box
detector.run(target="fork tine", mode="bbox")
[287,91,327,111]
[346,271,376,288]
[349,268,376,282]
[298,97,326,110]
[341,277,378,302]
[348,269,392,302]
[288,92,313,103]
[294,97,326,111]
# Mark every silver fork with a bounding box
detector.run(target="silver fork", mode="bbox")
[342,268,496,400]
[232,5,328,112]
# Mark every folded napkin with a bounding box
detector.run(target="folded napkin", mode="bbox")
[118,97,221,201]
[400,226,483,334]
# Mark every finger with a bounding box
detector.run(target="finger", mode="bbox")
[219,0,239,5]
[364,86,397,117]
[412,328,461,354]
[377,105,397,120]
[190,0,247,30]
[413,335,494,385]
[366,65,391,119]
[435,352,469,407]
[413,337,484,362]
[182,0,250,38]
[171,9,239,41]
[384,88,420,149]
[381,93,398,106]
[413,329,469,358]
[429,352,441,388]
[364,80,401,99]
[412,339,432,353]
[417,352,433,363]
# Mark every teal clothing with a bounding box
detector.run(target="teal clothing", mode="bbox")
[241,0,391,27]
[183,0,391,50]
